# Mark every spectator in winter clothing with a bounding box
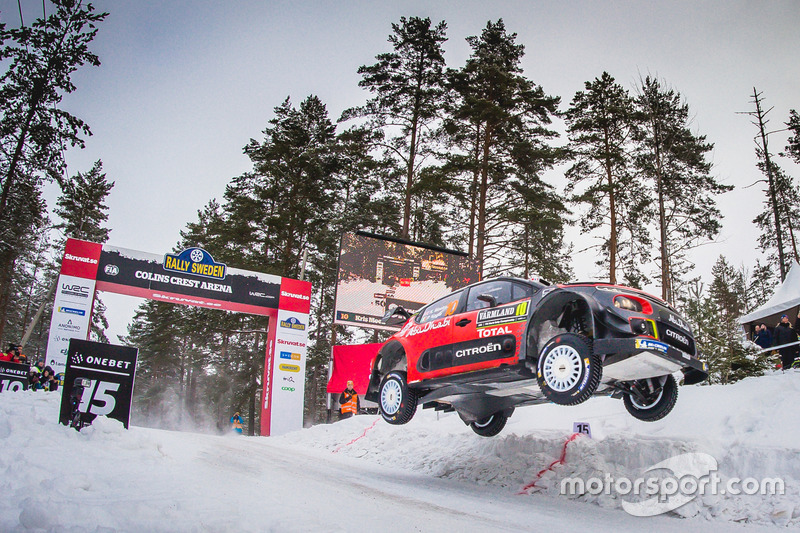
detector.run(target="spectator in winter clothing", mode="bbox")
[39,366,58,391]
[754,324,773,349]
[338,380,359,420]
[773,315,798,371]
[6,344,27,364]
[230,412,243,434]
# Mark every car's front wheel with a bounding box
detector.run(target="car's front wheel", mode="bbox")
[378,371,417,425]
[536,333,601,405]
[623,374,678,421]
[469,411,509,437]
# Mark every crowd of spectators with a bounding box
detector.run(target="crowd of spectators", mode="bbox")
[753,311,800,371]
[0,343,59,390]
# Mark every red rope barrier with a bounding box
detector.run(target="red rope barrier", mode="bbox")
[518,432,583,494]
[332,419,379,453]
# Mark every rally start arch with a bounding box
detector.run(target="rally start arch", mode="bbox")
[46,238,311,436]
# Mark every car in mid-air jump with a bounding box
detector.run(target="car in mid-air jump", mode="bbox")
[365,277,708,436]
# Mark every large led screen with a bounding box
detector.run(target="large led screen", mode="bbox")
[334,232,477,331]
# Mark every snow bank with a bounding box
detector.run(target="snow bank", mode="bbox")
[1,372,798,530]
[282,372,800,526]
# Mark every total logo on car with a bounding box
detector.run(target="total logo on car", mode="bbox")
[365,276,708,437]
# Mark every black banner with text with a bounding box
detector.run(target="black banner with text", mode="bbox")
[0,361,30,392]
[59,339,138,429]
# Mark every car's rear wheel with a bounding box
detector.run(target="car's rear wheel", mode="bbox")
[536,333,601,405]
[469,411,508,437]
[378,371,417,425]
[623,374,678,421]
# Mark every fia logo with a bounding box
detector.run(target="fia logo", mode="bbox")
[104,264,119,276]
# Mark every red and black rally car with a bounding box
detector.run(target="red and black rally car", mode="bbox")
[366,277,708,436]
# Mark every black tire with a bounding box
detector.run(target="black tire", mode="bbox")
[469,411,508,437]
[536,333,601,406]
[378,371,417,425]
[623,374,678,421]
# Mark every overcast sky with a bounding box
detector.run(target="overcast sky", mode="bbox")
[3,0,799,340]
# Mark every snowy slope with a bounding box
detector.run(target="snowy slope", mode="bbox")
[1,373,798,531]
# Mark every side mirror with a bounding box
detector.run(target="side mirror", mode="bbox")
[382,304,412,326]
[477,293,497,308]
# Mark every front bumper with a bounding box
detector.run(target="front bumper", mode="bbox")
[594,337,708,385]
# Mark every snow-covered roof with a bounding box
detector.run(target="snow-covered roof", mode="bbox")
[739,260,800,325]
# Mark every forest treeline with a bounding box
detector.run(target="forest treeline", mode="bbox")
[2,5,799,432]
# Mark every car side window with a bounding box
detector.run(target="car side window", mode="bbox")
[512,282,534,301]
[465,281,514,312]
[417,291,462,324]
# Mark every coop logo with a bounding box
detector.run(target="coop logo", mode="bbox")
[279,351,301,361]
[455,342,501,358]
[64,253,98,265]
[163,247,227,281]
[280,317,306,332]
[58,306,86,316]
[281,290,310,301]
[281,387,296,392]
[61,283,91,298]
[635,338,668,354]
[665,328,690,346]
[279,364,300,372]
[104,264,119,276]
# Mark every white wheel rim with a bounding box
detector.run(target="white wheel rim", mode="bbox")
[381,379,402,415]
[631,388,663,410]
[542,345,583,392]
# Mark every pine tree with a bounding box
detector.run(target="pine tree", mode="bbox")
[340,16,448,239]
[443,19,565,277]
[706,257,771,383]
[225,95,338,277]
[54,160,114,243]
[0,0,107,339]
[632,76,731,303]
[743,89,797,280]
[752,160,800,274]
[565,72,651,286]
[745,259,777,311]
[53,159,114,342]
[785,109,800,165]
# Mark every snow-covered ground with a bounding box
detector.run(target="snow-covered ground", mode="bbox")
[1,372,799,531]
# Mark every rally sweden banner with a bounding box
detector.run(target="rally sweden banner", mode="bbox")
[46,238,313,437]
